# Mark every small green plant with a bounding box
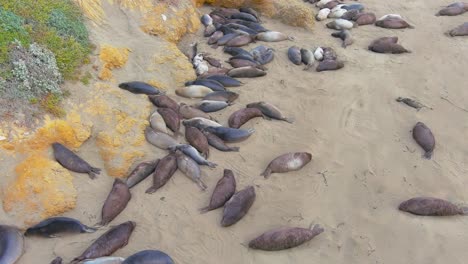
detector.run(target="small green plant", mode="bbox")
[0,8,31,63]
[40,92,65,117]
[80,71,92,85]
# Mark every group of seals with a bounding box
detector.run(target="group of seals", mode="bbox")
[287,46,344,71]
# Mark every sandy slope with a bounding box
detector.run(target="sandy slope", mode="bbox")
[2,1,468,263]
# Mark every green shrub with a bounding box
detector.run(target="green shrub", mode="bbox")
[0,8,31,63]
[48,9,89,46]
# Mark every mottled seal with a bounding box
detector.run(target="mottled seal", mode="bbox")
[170,144,217,168]
[72,221,135,263]
[448,22,468,36]
[122,250,174,264]
[249,224,324,251]
[287,46,302,65]
[255,31,292,42]
[412,122,435,159]
[368,37,410,54]
[355,12,376,25]
[205,127,255,142]
[118,82,164,95]
[316,60,345,72]
[52,142,101,179]
[221,186,256,227]
[148,95,179,113]
[100,179,131,226]
[203,91,239,103]
[144,127,179,150]
[331,30,353,48]
[175,150,208,191]
[200,169,236,213]
[25,217,96,237]
[246,102,294,123]
[126,160,159,188]
[399,197,467,216]
[206,75,243,87]
[176,85,213,98]
[0,226,23,264]
[228,108,263,129]
[261,152,312,178]
[375,18,414,29]
[202,130,240,152]
[146,154,178,194]
[227,66,266,78]
[185,126,210,158]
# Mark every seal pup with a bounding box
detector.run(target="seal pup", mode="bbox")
[412,122,435,159]
[249,224,324,251]
[246,102,294,123]
[255,31,293,42]
[227,66,266,78]
[99,179,131,226]
[316,8,331,21]
[200,169,236,213]
[331,30,353,48]
[146,154,178,194]
[169,144,217,168]
[176,85,213,98]
[52,142,101,179]
[399,197,468,216]
[71,221,135,263]
[175,150,208,191]
[122,250,174,264]
[300,48,315,69]
[0,225,24,264]
[118,82,164,95]
[202,130,240,152]
[144,127,179,150]
[221,186,256,227]
[287,46,302,65]
[261,152,312,178]
[25,217,96,237]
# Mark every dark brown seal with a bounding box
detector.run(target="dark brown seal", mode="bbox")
[228,108,263,129]
[203,91,239,103]
[179,103,215,120]
[399,197,467,216]
[228,59,264,69]
[148,95,179,113]
[100,178,131,226]
[322,47,338,61]
[72,221,135,263]
[436,6,466,16]
[202,130,240,152]
[157,108,181,135]
[200,169,236,213]
[375,18,414,29]
[448,22,468,36]
[185,126,210,158]
[221,186,256,227]
[261,152,312,178]
[204,56,223,68]
[145,153,178,194]
[341,9,360,20]
[52,142,101,179]
[225,35,255,47]
[316,60,345,72]
[412,122,435,159]
[126,160,159,188]
[324,0,340,9]
[355,12,376,25]
[50,257,63,264]
[368,37,410,54]
[249,224,324,251]
[246,102,294,123]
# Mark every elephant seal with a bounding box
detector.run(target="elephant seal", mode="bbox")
[255,31,292,42]
[149,110,168,134]
[200,169,236,213]
[326,19,355,30]
[375,18,414,29]
[118,82,164,95]
[221,186,256,227]
[169,144,217,168]
[205,127,255,142]
[252,47,274,65]
[288,46,302,65]
[228,59,263,69]
[144,127,179,150]
[217,33,241,45]
[201,14,212,27]
[123,250,174,264]
[52,142,101,179]
[228,108,263,128]
[0,226,23,264]
[82,257,125,263]
[186,79,225,92]
[342,3,365,11]
[204,24,216,37]
[231,12,258,22]
[226,35,256,47]
[227,66,266,78]
[176,85,213,98]
[203,91,239,103]
[157,108,181,135]
[448,22,468,36]
[261,152,312,178]
[300,48,315,69]
[355,12,376,25]
[175,150,207,191]
[314,47,324,61]
[322,47,338,61]
[316,60,345,72]
[202,130,240,152]
[328,8,347,18]
[341,9,360,20]
[148,95,179,113]
[316,8,331,21]
[412,122,435,159]
[249,224,324,251]
[368,37,410,54]
[126,160,159,188]
[436,6,466,16]
[195,100,231,113]
[316,0,333,8]
[239,7,260,20]
[246,102,294,123]
[208,31,224,45]
[206,75,243,87]
[179,103,215,121]
[324,0,340,9]
[72,221,135,263]
[25,217,96,237]
[183,118,222,130]
[399,197,467,216]
[146,154,178,194]
[331,30,353,48]
[186,126,210,158]
[100,179,131,226]
[223,46,252,58]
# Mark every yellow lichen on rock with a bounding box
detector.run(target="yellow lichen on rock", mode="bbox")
[141,2,201,43]
[99,45,131,81]
[3,154,77,226]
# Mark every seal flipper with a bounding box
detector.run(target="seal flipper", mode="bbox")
[88,167,101,179]
[260,168,272,178]
[423,151,433,159]
[282,117,295,124]
[81,225,97,233]
[206,161,217,168]
[197,179,208,191]
[145,186,157,194]
[229,146,240,152]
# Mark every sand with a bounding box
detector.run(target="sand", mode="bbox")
[2,0,468,263]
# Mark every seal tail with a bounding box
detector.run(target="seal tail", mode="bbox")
[423,151,433,159]
[287,36,296,41]
[145,186,158,194]
[197,179,208,191]
[82,225,98,233]
[303,64,313,71]
[206,161,217,168]
[228,146,240,152]
[460,206,468,215]
[199,206,213,214]
[408,24,415,29]
[260,167,272,178]
[282,117,295,124]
